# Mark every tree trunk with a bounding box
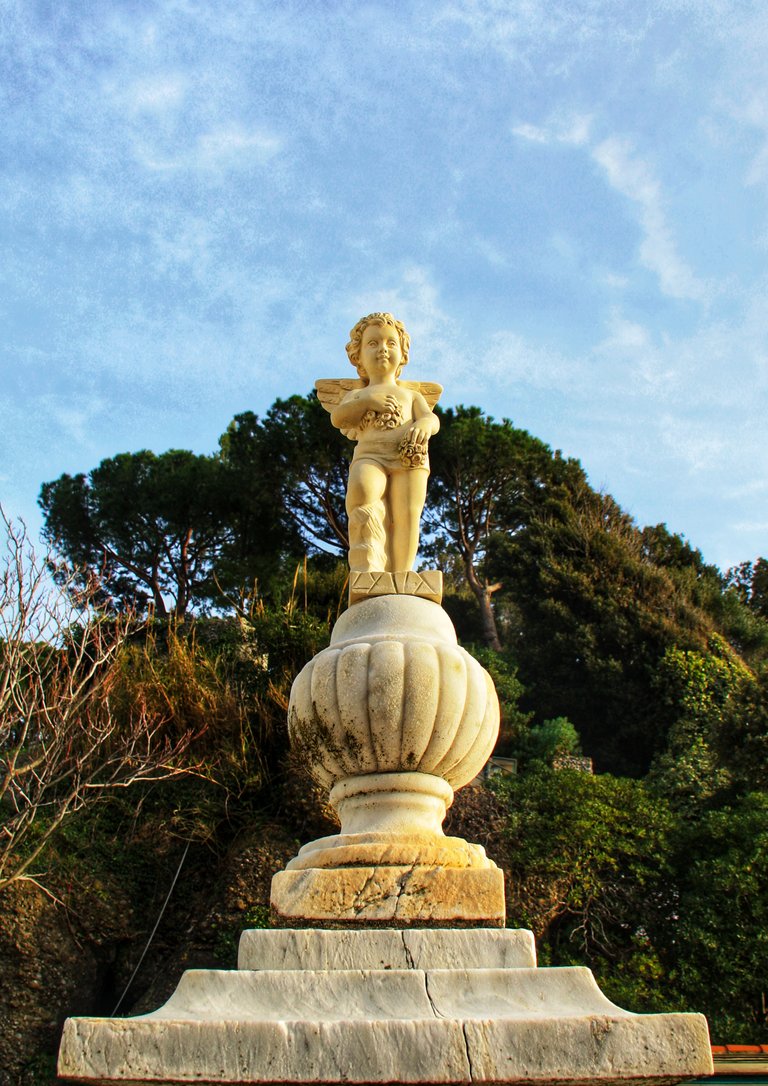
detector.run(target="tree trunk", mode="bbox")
[465,560,503,651]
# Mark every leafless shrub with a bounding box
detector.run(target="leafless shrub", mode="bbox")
[0,508,196,895]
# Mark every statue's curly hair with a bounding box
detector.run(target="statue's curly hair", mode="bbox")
[346,312,410,381]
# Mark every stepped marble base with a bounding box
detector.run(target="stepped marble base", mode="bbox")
[58,928,712,1085]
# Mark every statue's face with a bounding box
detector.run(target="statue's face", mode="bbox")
[359,322,402,381]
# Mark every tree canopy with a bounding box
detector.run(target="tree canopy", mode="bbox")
[39,392,768,778]
[40,443,298,617]
[425,406,583,649]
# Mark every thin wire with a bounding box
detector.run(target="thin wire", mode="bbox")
[111,838,191,1016]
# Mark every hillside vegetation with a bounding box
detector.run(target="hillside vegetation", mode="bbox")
[2,395,767,1083]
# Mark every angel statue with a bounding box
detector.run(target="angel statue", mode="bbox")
[316,312,441,574]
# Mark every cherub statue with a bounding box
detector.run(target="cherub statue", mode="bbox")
[316,312,441,573]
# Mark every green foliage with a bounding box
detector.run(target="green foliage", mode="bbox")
[40,450,229,615]
[671,793,768,1039]
[425,405,752,776]
[211,905,272,963]
[260,394,351,556]
[104,597,331,821]
[110,622,267,804]
[727,558,768,619]
[494,480,714,774]
[464,646,533,754]
[714,671,768,792]
[40,443,299,618]
[521,717,582,767]
[493,769,675,959]
[215,411,304,597]
[648,635,768,802]
[492,768,768,1037]
[23,391,768,1050]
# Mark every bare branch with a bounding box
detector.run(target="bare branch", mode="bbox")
[0,508,197,895]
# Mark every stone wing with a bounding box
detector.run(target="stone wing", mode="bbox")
[401,381,443,410]
[315,378,361,413]
[314,378,363,439]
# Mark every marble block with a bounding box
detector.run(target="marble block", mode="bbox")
[269,771,506,927]
[237,926,537,970]
[270,863,506,927]
[58,927,713,1086]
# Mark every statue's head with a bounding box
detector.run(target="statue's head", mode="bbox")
[346,313,410,382]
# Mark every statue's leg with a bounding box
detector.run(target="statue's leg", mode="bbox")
[387,469,428,572]
[346,460,388,571]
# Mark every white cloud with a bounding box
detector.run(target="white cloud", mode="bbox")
[512,113,592,147]
[600,271,630,289]
[592,137,709,302]
[480,330,583,392]
[134,124,283,173]
[196,126,282,166]
[559,114,592,146]
[46,407,95,448]
[122,75,187,114]
[598,313,652,354]
[512,123,550,144]
[733,520,768,534]
[731,478,768,499]
[512,121,705,303]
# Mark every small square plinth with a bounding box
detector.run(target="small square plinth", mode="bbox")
[349,569,443,605]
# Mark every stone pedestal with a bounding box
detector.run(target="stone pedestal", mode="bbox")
[278,596,505,926]
[58,927,713,1085]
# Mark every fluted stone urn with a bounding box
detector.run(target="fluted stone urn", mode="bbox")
[270,593,505,926]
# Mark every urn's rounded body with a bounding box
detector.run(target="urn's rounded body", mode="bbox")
[288,596,499,790]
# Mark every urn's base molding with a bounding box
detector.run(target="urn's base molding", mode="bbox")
[58,927,713,1086]
[284,830,495,871]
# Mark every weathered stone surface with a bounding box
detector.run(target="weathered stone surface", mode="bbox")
[237,926,537,971]
[59,945,713,1085]
[327,772,455,837]
[60,1004,471,1084]
[288,596,500,792]
[281,596,502,929]
[270,864,506,927]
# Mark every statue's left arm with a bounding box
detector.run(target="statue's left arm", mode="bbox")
[407,391,440,447]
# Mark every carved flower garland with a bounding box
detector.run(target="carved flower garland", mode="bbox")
[360,405,403,431]
[398,437,428,467]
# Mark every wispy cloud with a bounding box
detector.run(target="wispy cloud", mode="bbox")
[658,414,726,474]
[592,137,709,302]
[2,0,767,572]
[512,117,708,303]
[347,266,465,385]
[120,75,188,114]
[512,113,592,147]
[479,330,584,394]
[134,125,283,173]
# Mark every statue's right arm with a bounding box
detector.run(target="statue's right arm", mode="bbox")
[331,389,368,430]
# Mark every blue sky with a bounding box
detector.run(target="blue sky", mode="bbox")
[1,0,766,572]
